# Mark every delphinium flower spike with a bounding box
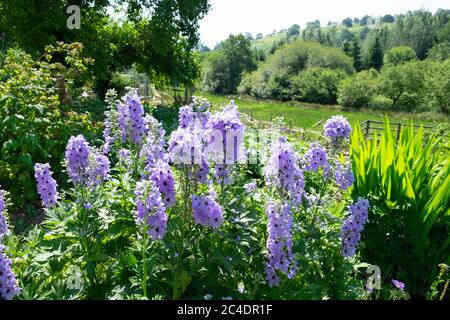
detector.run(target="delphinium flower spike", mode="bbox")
[34,163,59,208]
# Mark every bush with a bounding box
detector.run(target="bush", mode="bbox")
[290,67,348,104]
[0,44,102,213]
[337,69,379,109]
[238,41,354,101]
[378,61,427,111]
[368,95,393,110]
[427,42,450,61]
[425,59,450,113]
[384,46,417,66]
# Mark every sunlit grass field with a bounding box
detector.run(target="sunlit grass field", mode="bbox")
[199,92,449,129]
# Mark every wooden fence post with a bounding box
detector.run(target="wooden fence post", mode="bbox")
[365,120,370,140]
[396,123,402,141]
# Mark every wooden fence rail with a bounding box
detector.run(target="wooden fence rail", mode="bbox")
[360,120,437,141]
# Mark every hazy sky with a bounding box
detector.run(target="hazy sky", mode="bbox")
[199,0,449,48]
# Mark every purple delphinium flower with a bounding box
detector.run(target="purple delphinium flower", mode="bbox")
[34,163,59,208]
[195,160,210,183]
[243,181,257,193]
[323,115,352,141]
[88,153,110,186]
[191,193,223,228]
[168,128,202,165]
[178,105,194,129]
[391,279,405,291]
[118,91,147,144]
[65,135,110,187]
[150,160,176,208]
[0,189,9,238]
[303,143,328,172]
[65,135,91,185]
[134,180,168,241]
[0,245,21,300]
[207,101,245,165]
[265,200,297,287]
[341,198,370,257]
[334,161,354,190]
[264,138,305,205]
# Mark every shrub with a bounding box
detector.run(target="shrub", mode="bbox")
[425,59,450,114]
[238,41,354,101]
[378,61,427,111]
[290,67,348,104]
[367,95,393,110]
[337,69,379,109]
[384,46,417,66]
[0,43,101,213]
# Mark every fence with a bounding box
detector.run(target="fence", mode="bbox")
[360,120,437,141]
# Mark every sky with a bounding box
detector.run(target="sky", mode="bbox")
[199,0,450,48]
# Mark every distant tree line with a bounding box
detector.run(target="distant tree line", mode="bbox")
[200,9,450,113]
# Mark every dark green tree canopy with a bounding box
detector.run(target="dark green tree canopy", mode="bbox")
[0,0,210,94]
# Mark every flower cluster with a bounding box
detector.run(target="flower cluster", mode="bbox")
[334,161,354,190]
[65,135,91,185]
[191,193,223,228]
[0,189,8,238]
[0,245,21,300]
[341,198,369,257]
[265,201,297,287]
[141,117,167,174]
[264,138,305,204]
[168,128,204,166]
[34,163,59,208]
[150,160,176,208]
[323,115,352,141]
[65,135,110,187]
[118,90,147,144]
[179,105,194,129]
[207,101,245,165]
[88,153,110,186]
[303,143,328,172]
[134,180,168,240]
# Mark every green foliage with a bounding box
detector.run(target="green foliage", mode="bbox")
[378,61,427,111]
[389,10,436,59]
[201,35,257,94]
[290,67,348,104]
[0,0,210,95]
[337,69,379,109]
[0,44,102,213]
[237,40,353,101]
[350,119,450,297]
[425,59,450,114]
[367,36,384,70]
[427,42,450,61]
[384,46,417,66]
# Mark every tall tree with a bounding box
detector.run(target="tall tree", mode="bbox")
[201,34,256,94]
[0,0,210,95]
[368,35,384,70]
[351,39,363,71]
